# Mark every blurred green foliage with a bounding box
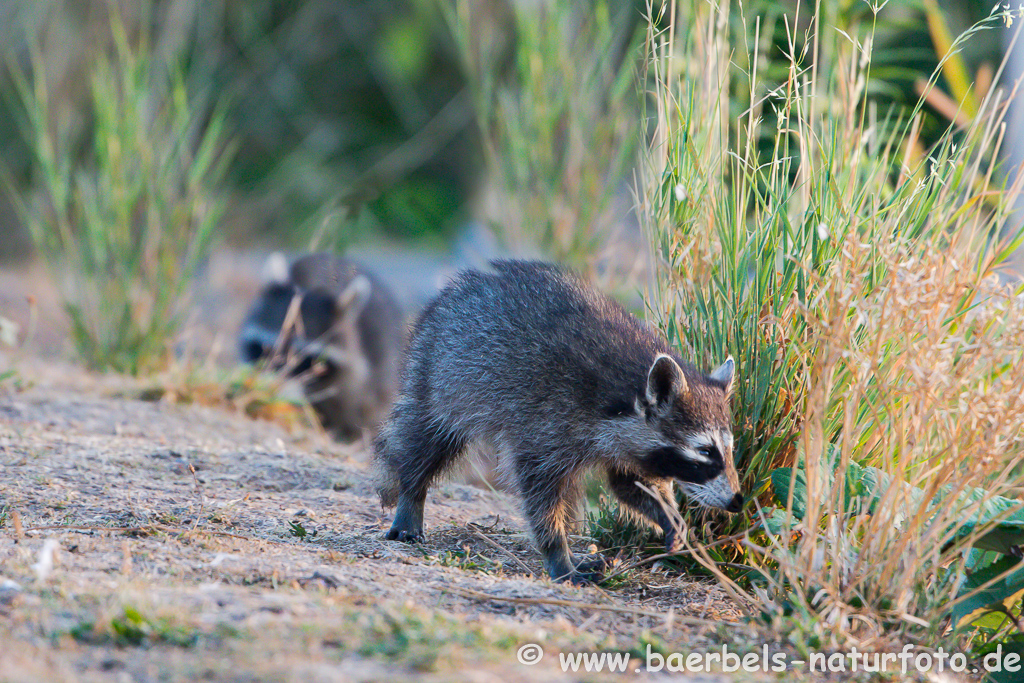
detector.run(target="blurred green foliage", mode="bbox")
[443,0,643,271]
[199,0,480,246]
[13,12,231,374]
[0,0,1008,260]
[0,0,480,255]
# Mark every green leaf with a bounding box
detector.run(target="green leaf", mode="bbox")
[952,555,1024,629]
[857,467,1024,555]
[770,467,807,520]
[768,447,866,527]
[972,637,1024,683]
[762,508,794,536]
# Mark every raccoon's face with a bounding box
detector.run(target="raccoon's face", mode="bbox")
[239,253,372,385]
[289,282,371,386]
[637,354,743,513]
[239,281,300,366]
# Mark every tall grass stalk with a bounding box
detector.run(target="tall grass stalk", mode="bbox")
[442,0,641,275]
[640,0,1024,644]
[13,13,231,375]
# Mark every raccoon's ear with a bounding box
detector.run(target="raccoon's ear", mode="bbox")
[647,354,687,409]
[337,275,372,320]
[709,356,735,393]
[262,252,290,284]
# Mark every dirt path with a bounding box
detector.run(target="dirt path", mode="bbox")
[0,359,773,682]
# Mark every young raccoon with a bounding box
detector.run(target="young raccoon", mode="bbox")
[239,252,404,441]
[375,260,742,583]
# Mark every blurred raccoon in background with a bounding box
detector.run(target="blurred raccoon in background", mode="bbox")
[239,252,404,441]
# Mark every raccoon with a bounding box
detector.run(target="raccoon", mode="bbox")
[375,260,742,584]
[239,252,404,441]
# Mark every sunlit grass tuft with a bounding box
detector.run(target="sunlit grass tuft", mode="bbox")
[12,12,232,375]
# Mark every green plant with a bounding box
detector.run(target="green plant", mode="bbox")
[429,546,504,575]
[442,0,641,273]
[0,370,20,393]
[768,451,1024,644]
[354,605,520,671]
[288,521,310,540]
[71,606,199,648]
[13,11,231,375]
[638,0,1024,648]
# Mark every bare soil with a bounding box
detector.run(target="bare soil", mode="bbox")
[0,357,771,683]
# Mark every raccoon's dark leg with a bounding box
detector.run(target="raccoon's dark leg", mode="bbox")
[606,467,683,553]
[516,460,600,584]
[382,416,466,543]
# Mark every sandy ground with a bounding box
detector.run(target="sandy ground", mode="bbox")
[0,357,771,683]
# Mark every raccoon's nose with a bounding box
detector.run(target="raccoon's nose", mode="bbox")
[726,493,744,514]
[241,339,266,364]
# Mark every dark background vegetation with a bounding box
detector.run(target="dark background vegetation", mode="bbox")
[0,0,1011,264]
[0,0,486,261]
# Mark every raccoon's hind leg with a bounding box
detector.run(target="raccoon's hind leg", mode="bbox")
[606,467,682,553]
[516,459,601,584]
[380,409,466,543]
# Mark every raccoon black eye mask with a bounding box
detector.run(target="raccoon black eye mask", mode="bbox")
[643,446,724,485]
[374,260,743,584]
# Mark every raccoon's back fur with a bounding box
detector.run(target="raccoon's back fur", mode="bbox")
[375,260,741,583]
[240,252,404,441]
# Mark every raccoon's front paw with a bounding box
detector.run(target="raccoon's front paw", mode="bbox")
[384,526,424,543]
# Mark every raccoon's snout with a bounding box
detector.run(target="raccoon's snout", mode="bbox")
[241,339,266,364]
[679,473,743,512]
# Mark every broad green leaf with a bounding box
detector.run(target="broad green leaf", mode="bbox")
[952,555,1024,629]
[770,467,808,520]
[762,508,794,537]
[971,637,1024,683]
[768,448,866,524]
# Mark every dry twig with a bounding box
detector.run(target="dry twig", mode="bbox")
[469,529,537,577]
